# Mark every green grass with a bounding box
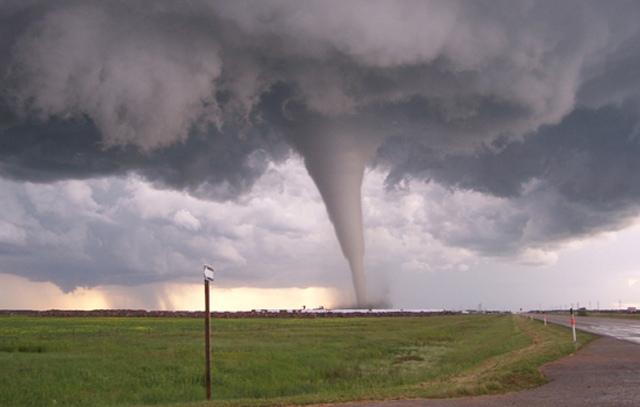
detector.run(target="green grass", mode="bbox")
[0,314,597,407]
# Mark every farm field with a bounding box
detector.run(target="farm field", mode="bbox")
[0,314,596,407]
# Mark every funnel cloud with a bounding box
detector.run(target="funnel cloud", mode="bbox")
[1,1,640,309]
[292,124,382,306]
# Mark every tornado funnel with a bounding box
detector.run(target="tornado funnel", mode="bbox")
[294,126,380,307]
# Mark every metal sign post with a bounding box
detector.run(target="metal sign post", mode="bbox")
[203,265,214,400]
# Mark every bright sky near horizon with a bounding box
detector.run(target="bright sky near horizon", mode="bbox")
[1,1,640,312]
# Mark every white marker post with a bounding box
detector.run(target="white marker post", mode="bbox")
[203,265,215,400]
[543,314,547,326]
[570,308,577,342]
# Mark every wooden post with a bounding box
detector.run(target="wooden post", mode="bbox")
[205,279,212,400]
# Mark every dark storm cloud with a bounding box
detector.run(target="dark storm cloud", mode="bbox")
[376,101,640,255]
[378,102,640,201]
[0,111,280,200]
[4,1,639,156]
[2,0,639,184]
[0,0,285,200]
[2,0,640,296]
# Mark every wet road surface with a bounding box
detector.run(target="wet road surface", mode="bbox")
[533,314,640,344]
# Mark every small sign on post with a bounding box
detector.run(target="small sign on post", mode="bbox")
[204,265,215,282]
[203,264,214,401]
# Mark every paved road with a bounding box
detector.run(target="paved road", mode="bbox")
[533,314,640,344]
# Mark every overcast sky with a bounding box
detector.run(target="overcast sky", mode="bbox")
[1,0,640,311]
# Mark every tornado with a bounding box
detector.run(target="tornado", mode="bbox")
[293,125,381,307]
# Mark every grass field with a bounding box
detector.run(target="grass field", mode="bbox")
[0,314,597,407]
